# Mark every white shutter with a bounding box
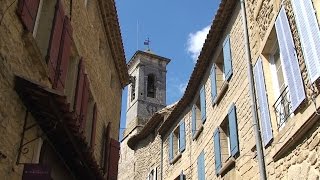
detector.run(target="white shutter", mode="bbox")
[275,7,306,111]
[254,58,273,146]
[153,167,157,180]
[291,0,320,83]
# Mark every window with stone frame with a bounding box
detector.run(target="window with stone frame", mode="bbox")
[191,85,206,140]
[65,55,79,110]
[147,167,157,180]
[147,74,156,98]
[169,120,186,164]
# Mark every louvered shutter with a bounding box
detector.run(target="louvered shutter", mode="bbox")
[213,128,222,175]
[275,7,306,111]
[228,104,239,157]
[179,171,184,180]
[104,123,111,174]
[254,58,273,146]
[47,0,65,84]
[223,35,233,81]
[55,16,73,91]
[90,103,97,148]
[192,105,196,136]
[74,59,85,120]
[211,65,217,103]
[17,0,40,32]
[79,74,89,131]
[197,151,205,180]
[108,139,120,180]
[169,132,173,161]
[200,86,206,123]
[179,120,186,152]
[291,0,320,83]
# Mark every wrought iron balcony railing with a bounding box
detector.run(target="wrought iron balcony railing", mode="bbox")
[273,86,293,129]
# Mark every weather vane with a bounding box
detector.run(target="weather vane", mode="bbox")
[144,37,151,51]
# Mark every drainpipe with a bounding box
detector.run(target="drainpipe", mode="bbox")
[160,136,164,180]
[240,0,267,179]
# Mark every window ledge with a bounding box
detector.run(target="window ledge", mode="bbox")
[218,157,235,176]
[22,32,49,79]
[214,81,229,105]
[192,125,204,140]
[170,152,182,164]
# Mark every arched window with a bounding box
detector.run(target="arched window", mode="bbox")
[131,77,136,101]
[147,74,156,98]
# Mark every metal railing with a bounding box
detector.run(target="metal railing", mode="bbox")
[273,86,293,129]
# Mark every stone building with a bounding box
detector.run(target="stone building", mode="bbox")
[120,0,320,179]
[0,0,129,179]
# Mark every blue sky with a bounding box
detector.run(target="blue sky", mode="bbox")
[116,0,221,139]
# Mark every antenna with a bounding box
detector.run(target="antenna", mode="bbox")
[144,37,151,51]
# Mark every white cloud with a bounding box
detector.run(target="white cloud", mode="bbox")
[186,25,210,62]
[178,82,187,94]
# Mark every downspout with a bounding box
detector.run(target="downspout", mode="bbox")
[240,0,267,179]
[160,136,164,180]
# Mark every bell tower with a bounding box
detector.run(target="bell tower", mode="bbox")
[125,50,170,135]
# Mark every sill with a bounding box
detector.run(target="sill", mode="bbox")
[219,157,235,176]
[170,152,182,164]
[22,32,49,79]
[213,81,229,105]
[192,125,203,140]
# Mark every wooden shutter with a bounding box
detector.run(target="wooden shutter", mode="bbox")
[103,123,111,174]
[17,0,40,32]
[74,59,85,120]
[200,86,206,123]
[108,138,120,180]
[254,58,273,146]
[275,7,306,111]
[213,128,222,175]
[223,35,233,81]
[197,151,205,180]
[47,0,65,84]
[90,103,97,148]
[79,74,89,131]
[228,104,239,157]
[179,120,186,152]
[55,16,73,91]
[211,65,217,103]
[191,105,196,136]
[169,132,173,161]
[291,0,320,83]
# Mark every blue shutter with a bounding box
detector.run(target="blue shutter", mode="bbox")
[228,104,239,157]
[200,86,206,123]
[254,58,273,146]
[179,120,186,152]
[211,65,217,103]
[275,7,306,111]
[223,35,233,81]
[179,171,184,180]
[291,0,320,83]
[192,105,196,136]
[213,128,222,175]
[197,151,205,180]
[169,132,173,161]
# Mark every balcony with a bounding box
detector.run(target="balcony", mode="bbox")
[273,86,293,129]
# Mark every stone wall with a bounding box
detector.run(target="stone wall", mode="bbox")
[0,0,124,179]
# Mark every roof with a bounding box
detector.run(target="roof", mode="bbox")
[127,0,238,148]
[127,103,177,149]
[127,50,171,69]
[158,0,237,135]
[97,0,130,88]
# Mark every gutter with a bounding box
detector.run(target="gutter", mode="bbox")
[240,0,267,179]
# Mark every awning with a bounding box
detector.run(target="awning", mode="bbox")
[14,75,104,180]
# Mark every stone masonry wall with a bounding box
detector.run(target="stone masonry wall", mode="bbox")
[0,0,123,179]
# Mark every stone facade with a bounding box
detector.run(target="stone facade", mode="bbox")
[120,0,320,179]
[0,0,128,179]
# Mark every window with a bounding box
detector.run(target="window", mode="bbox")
[192,86,206,139]
[261,7,305,129]
[147,167,157,180]
[65,56,79,110]
[211,35,233,104]
[131,76,136,101]
[84,94,97,147]
[147,74,156,98]
[197,151,205,180]
[169,120,186,164]
[214,104,239,175]
[174,172,185,180]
